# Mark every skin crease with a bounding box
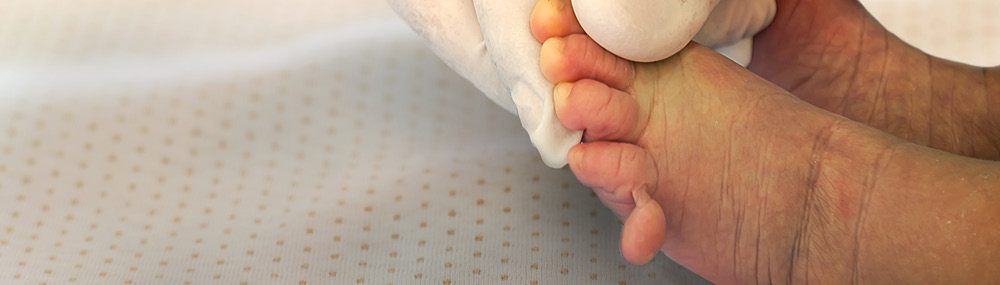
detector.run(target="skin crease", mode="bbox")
[749,0,1000,160]
[531,0,1000,283]
[388,0,999,161]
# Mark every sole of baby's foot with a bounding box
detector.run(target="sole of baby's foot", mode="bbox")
[751,0,1000,160]
[566,140,667,266]
[533,0,855,282]
[531,1,1000,283]
[554,40,1000,283]
[553,38,865,284]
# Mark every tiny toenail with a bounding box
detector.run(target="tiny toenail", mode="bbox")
[553,82,573,115]
[547,37,566,52]
[568,147,584,166]
[632,186,652,206]
[555,82,573,99]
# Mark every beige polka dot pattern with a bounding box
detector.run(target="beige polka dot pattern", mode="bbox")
[0,4,705,284]
[0,1,996,284]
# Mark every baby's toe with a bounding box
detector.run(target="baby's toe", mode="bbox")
[554,80,639,142]
[540,34,635,90]
[622,188,667,265]
[529,0,585,43]
[568,142,657,210]
[568,142,666,265]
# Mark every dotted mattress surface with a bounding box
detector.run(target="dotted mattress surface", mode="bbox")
[0,0,996,284]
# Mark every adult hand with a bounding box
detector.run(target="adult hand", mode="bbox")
[749,0,1000,160]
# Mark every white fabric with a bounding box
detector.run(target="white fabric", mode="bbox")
[0,0,997,284]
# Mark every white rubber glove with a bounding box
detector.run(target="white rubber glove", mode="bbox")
[573,0,775,65]
[387,0,513,113]
[388,0,775,168]
[389,0,581,168]
[694,0,776,65]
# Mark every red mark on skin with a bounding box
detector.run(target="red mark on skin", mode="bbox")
[820,170,855,220]
[838,190,853,219]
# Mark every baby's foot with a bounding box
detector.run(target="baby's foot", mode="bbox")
[531,0,874,282]
[533,2,1000,283]
[751,0,1000,159]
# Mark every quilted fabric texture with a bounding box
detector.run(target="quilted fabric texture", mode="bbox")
[0,0,996,284]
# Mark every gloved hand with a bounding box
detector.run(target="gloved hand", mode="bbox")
[390,0,581,168]
[387,0,774,167]
[572,0,774,64]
